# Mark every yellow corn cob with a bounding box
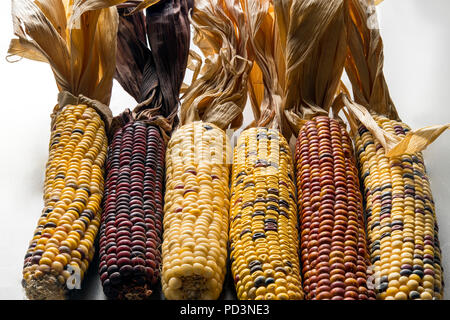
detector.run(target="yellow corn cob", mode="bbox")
[22,104,107,299]
[354,113,444,300]
[229,127,304,300]
[162,121,231,299]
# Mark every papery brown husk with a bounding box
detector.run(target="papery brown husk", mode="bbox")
[343,0,450,156]
[8,0,117,136]
[57,0,191,140]
[180,0,252,131]
[8,0,118,107]
[110,1,192,143]
[244,0,285,131]
[278,0,348,140]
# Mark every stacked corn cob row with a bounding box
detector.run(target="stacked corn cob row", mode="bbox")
[354,115,443,299]
[296,116,375,300]
[23,104,107,299]
[230,128,304,300]
[163,122,230,299]
[99,123,164,299]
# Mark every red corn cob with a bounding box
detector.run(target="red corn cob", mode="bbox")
[295,116,376,300]
[96,0,191,299]
[99,122,165,299]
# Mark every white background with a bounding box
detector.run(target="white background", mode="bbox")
[0,0,449,299]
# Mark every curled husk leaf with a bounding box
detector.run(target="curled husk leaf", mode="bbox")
[344,0,399,120]
[111,1,192,142]
[280,0,348,139]
[244,0,285,130]
[343,0,450,156]
[180,0,252,130]
[70,0,163,22]
[7,0,118,127]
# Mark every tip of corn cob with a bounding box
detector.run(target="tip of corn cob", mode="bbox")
[23,274,66,300]
[121,285,153,300]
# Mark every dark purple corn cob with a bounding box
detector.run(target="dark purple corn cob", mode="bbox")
[99,121,165,299]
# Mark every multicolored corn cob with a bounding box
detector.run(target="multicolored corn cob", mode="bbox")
[99,122,165,299]
[354,114,444,300]
[229,127,304,300]
[295,116,375,300]
[95,0,192,300]
[8,0,118,300]
[22,104,107,299]
[162,121,231,299]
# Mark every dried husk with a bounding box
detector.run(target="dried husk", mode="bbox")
[343,0,450,156]
[180,0,252,130]
[56,91,113,132]
[109,1,192,143]
[244,0,285,130]
[142,0,192,121]
[279,0,348,140]
[7,0,118,128]
[70,0,162,21]
[343,0,399,120]
[72,1,192,141]
[332,90,401,155]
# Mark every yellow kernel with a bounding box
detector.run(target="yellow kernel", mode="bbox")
[39,257,52,266]
[51,261,64,273]
[420,292,433,300]
[385,287,398,297]
[255,286,266,297]
[277,293,289,300]
[168,277,182,289]
[407,279,419,290]
[394,292,407,300]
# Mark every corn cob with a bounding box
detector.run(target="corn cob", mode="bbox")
[22,104,107,299]
[229,127,304,300]
[99,122,164,299]
[354,114,444,300]
[162,121,230,299]
[97,0,191,299]
[295,116,375,300]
